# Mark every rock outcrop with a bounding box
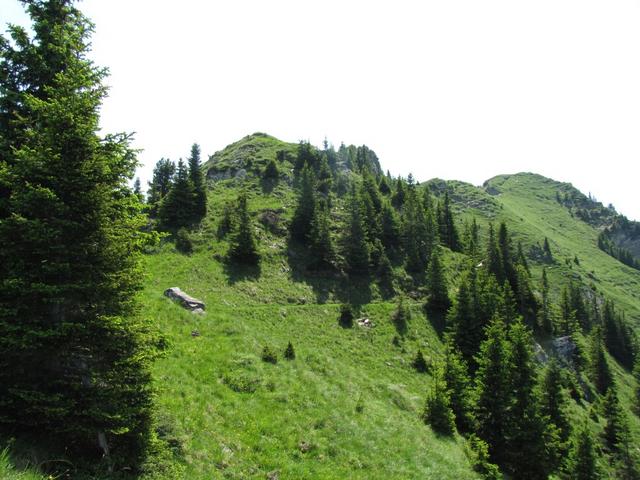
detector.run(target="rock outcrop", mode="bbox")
[164,287,205,312]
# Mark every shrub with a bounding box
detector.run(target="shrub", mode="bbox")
[261,345,278,364]
[284,341,296,360]
[339,303,354,328]
[422,372,455,436]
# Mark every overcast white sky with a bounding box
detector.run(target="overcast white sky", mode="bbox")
[3,0,640,219]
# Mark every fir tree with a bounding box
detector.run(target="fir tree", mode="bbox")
[539,359,571,446]
[380,200,401,251]
[147,157,175,215]
[158,159,195,231]
[464,218,480,259]
[133,177,143,201]
[188,143,207,222]
[308,201,335,270]
[437,191,460,251]
[475,318,511,465]
[634,360,640,417]
[343,187,370,274]
[263,158,279,180]
[317,154,333,195]
[443,344,475,433]
[426,246,451,312]
[228,192,259,265]
[290,165,316,244]
[486,223,504,284]
[590,327,613,395]
[378,175,391,195]
[423,367,456,436]
[543,236,553,261]
[391,177,406,209]
[538,268,554,334]
[564,423,600,480]
[0,0,156,463]
[447,265,484,368]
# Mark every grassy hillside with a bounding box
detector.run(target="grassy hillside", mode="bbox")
[4,136,640,479]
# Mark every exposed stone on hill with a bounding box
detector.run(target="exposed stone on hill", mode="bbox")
[552,336,576,365]
[164,287,205,311]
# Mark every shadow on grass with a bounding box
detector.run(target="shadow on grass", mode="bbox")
[223,259,262,284]
[425,308,447,338]
[286,240,374,306]
[260,177,277,194]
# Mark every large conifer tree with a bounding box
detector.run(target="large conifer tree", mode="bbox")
[0,0,156,463]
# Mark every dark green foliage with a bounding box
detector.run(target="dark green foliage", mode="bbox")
[284,342,296,360]
[175,228,193,254]
[466,435,502,480]
[402,187,435,273]
[543,236,553,261]
[261,345,278,364]
[391,177,406,209]
[564,423,600,480]
[0,0,156,465]
[188,143,207,222]
[538,268,553,334]
[317,155,333,195]
[263,158,279,180]
[308,201,335,270]
[290,165,316,244]
[380,200,401,252]
[539,360,571,446]
[464,218,480,259]
[515,264,538,325]
[378,175,391,195]
[601,387,640,478]
[423,368,456,436]
[602,300,637,370]
[158,159,195,231]
[590,327,613,395]
[443,345,475,434]
[228,192,260,265]
[598,231,640,270]
[437,191,460,251]
[147,158,175,215]
[412,350,428,373]
[426,246,451,312]
[392,296,410,334]
[133,177,143,201]
[295,141,320,173]
[634,361,640,417]
[475,319,511,465]
[339,303,354,328]
[503,321,553,480]
[486,224,504,284]
[447,265,485,368]
[343,188,371,274]
[217,200,236,239]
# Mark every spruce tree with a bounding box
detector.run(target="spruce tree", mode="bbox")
[308,201,335,270]
[475,318,511,465]
[158,159,195,231]
[423,367,456,436]
[343,187,370,274]
[590,327,613,395]
[564,423,600,480]
[188,143,207,222]
[538,268,554,334]
[486,223,504,284]
[0,0,156,463]
[426,246,451,313]
[504,321,553,479]
[539,359,571,446]
[290,165,316,244]
[380,200,401,252]
[228,192,259,265]
[447,266,483,368]
[443,344,475,433]
[317,154,333,195]
[437,191,460,251]
[147,157,175,216]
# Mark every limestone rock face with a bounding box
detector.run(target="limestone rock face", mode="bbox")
[164,287,205,311]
